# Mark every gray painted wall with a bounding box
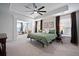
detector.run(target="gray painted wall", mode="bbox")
[0,4,17,41]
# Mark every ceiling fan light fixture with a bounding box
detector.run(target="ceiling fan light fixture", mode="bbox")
[34,11,37,13]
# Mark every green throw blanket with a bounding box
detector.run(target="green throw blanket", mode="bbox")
[27,33,57,46]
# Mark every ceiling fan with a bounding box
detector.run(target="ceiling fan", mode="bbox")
[24,3,46,15]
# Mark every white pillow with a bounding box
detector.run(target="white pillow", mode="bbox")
[43,29,49,33]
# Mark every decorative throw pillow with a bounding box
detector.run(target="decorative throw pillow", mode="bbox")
[49,30,55,34]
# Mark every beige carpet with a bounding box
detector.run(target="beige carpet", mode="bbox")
[6,35,79,56]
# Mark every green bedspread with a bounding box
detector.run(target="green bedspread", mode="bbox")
[27,33,57,46]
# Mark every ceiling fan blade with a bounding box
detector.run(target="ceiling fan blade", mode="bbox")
[37,12,43,15]
[33,3,37,8]
[38,6,45,10]
[24,6,31,9]
[25,11,33,12]
[38,11,46,12]
[31,12,34,15]
[30,11,35,15]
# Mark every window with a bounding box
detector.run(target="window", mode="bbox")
[60,14,71,37]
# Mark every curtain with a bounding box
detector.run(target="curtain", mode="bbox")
[35,21,37,33]
[40,20,43,31]
[20,22,23,34]
[71,12,78,45]
[56,16,60,37]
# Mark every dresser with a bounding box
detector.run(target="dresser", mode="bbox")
[0,33,7,56]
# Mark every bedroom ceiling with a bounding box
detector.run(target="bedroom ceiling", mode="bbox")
[10,3,68,19]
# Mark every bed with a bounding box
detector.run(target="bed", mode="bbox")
[27,30,57,47]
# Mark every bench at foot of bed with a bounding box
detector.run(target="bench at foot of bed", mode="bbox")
[29,38,56,47]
